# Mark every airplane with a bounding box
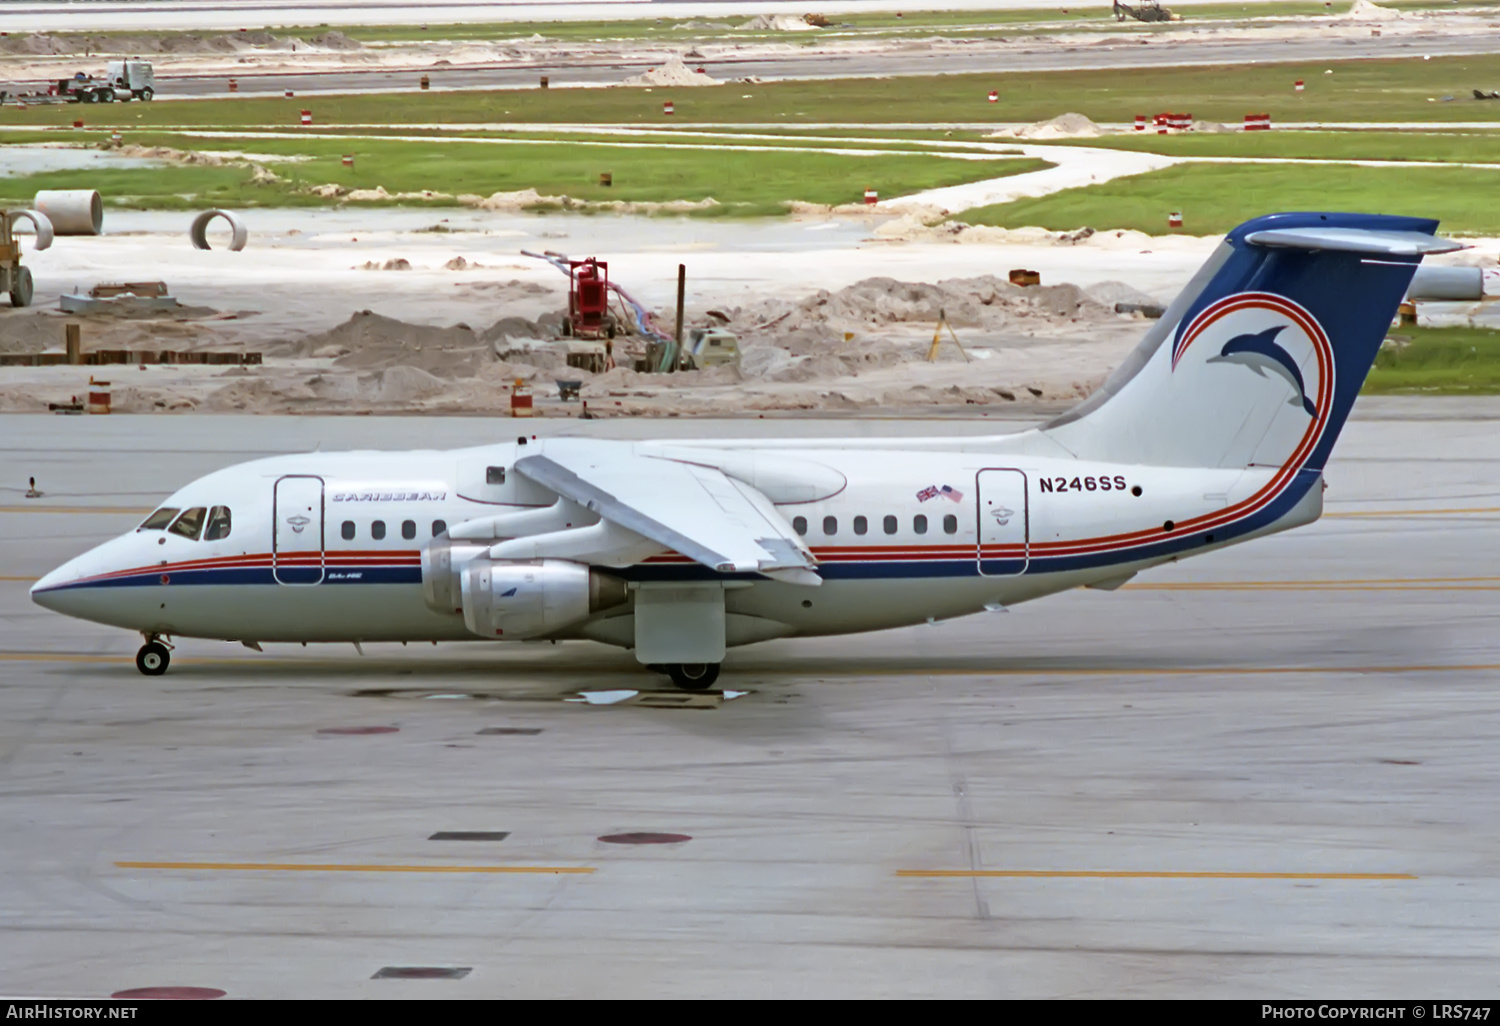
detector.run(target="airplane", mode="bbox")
[30,212,1460,689]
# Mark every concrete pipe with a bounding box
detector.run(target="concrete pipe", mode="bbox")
[6,209,54,251]
[1407,265,1484,302]
[189,209,248,252]
[33,190,103,236]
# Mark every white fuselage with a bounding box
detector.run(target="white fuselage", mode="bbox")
[30,435,1318,649]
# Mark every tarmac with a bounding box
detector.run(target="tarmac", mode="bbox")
[3,404,1499,998]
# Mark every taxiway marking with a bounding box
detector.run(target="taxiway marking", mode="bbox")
[115,861,595,875]
[1324,506,1500,518]
[1126,576,1500,591]
[896,870,1417,880]
[0,506,150,515]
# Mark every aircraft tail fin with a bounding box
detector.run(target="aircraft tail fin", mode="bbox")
[1043,212,1462,472]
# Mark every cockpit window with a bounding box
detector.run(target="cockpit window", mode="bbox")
[168,507,207,540]
[203,506,232,541]
[138,507,180,531]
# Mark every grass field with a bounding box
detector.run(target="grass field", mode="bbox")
[1049,130,1500,163]
[7,55,1500,130]
[1366,326,1500,394]
[220,1,1500,43]
[958,161,1500,235]
[0,134,1047,213]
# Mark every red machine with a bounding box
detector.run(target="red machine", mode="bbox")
[563,258,617,339]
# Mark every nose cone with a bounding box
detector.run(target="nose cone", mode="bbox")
[31,557,88,614]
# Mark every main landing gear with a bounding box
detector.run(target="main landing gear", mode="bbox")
[665,663,720,691]
[136,634,172,676]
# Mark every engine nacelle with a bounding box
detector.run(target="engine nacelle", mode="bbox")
[460,558,627,639]
[420,535,490,615]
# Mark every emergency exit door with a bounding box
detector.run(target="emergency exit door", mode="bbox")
[273,475,324,585]
[976,469,1029,577]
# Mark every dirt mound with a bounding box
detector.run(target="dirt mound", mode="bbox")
[311,30,362,50]
[278,310,487,378]
[2,33,71,55]
[1083,280,1162,309]
[1344,0,1407,21]
[2,29,329,55]
[0,312,68,354]
[715,275,1114,364]
[991,112,1100,140]
[110,143,234,166]
[619,57,720,87]
[737,14,819,31]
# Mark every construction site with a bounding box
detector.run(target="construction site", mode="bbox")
[2,0,1500,419]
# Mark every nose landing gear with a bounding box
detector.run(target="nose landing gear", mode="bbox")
[136,633,172,676]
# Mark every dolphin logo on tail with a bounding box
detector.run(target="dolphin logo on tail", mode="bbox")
[1208,325,1317,417]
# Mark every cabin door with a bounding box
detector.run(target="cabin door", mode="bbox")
[273,475,325,585]
[976,469,1029,577]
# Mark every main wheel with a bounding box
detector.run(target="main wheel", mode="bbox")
[136,642,170,676]
[9,266,32,308]
[667,663,719,691]
[140,87,153,101]
[80,90,96,103]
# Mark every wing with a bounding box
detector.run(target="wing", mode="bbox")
[514,440,818,578]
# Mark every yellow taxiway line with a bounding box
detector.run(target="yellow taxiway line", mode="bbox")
[115,860,595,875]
[897,870,1416,880]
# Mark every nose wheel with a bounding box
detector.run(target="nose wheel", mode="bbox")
[136,641,171,676]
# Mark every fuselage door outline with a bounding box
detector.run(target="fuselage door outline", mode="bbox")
[273,474,326,586]
[976,468,1029,578]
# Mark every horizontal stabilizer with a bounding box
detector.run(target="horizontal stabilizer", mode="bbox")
[1244,227,1465,256]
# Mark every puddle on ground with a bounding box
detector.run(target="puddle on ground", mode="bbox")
[351,686,752,709]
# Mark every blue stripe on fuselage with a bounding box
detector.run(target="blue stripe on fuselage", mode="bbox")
[34,467,1319,592]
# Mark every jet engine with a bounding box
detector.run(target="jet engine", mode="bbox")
[420,535,490,615]
[459,558,627,639]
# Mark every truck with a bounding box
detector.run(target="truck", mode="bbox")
[54,60,154,103]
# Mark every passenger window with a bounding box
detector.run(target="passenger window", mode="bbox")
[371,520,386,541]
[203,506,232,541]
[883,515,897,535]
[168,507,207,541]
[138,507,179,531]
[486,466,506,485]
[402,519,416,540]
[432,519,447,537]
[341,520,355,541]
[792,516,807,536]
[823,516,837,536]
[853,515,867,536]
[913,515,928,535]
[943,514,958,535]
